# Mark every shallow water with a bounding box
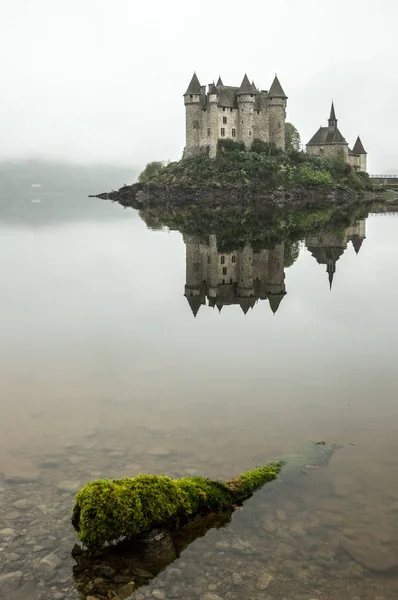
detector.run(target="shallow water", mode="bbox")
[1,168,398,599]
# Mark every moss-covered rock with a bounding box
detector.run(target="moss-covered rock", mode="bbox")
[72,442,337,550]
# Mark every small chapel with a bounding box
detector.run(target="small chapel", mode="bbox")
[306,103,367,172]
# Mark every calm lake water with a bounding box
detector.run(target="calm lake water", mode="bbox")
[1,165,398,600]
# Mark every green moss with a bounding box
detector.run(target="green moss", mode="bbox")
[72,463,283,549]
[72,442,338,550]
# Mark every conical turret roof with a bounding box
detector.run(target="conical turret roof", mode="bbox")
[208,81,218,95]
[352,136,367,154]
[184,72,201,95]
[216,76,224,86]
[268,293,285,314]
[186,295,202,317]
[351,236,364,254]
[268,75,287,98]
[237,74,257,95]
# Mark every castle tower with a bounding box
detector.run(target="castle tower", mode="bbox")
[236,243,255,314]
[266,242,286,313]
[184,234,204,317]
[183,73,201,158]
[268,76,287,150]
[351,136,367,172]
[236,75,257,149]
[208,82,220,159]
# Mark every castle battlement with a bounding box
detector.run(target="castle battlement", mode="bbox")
[183,73,288,159]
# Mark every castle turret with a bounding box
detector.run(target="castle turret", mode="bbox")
[237,74,257,149]
[184,234,205,317]
[352,136,367,172]
[268,75,287,150]
[184,73,201,158]
[266,243,286,313]
[208,83,219,158]
[236,243,255,312]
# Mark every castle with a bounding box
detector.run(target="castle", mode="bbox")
[184,73,287,159]
[184,235,286,316]
[306,103,367,172]
[183,220,366,316]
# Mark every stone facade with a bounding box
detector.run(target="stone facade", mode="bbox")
[184,73,287,159]
[184,234,286,316]
[306,103,367,172]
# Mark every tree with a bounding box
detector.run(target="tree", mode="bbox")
[285,123,301,153]
[138,161,165,183]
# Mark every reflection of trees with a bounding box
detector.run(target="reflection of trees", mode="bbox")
[73,509,233,598]
[138,202,370,257]
[284,240,300,268]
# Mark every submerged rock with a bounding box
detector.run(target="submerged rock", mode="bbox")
[0,571,23,595]
[340,536,398,572]
[256,570,274,590]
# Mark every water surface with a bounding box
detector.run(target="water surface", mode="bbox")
[1,166,398,599]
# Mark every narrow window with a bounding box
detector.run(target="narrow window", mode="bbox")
[232,255,236,263]
[230,108,232,112]
[193,120,199,129]
[257,110,260,115]
[230,278,232,283]
[241,120,244,124]
[223,116,227,124]
[250,94,253,98]
[221,128,225,137]
[249,130,252,136]
[220,256,225,264]
[207,128,210,137]
[222,279,225,284]
[232,128,236,137]
[189,94,193,99]
[223,107,226,112]
[222,267,227,275]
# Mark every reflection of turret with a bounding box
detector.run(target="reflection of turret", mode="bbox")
[346,219,366,254]
[306,219,366,288]
[184,235,286,316]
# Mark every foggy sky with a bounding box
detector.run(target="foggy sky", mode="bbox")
[1,0,397,174]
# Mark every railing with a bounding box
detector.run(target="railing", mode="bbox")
[369,174,398,178]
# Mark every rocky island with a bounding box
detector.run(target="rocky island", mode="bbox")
[92,140,374,211]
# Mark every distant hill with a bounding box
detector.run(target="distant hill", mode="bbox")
[0,160,138,224]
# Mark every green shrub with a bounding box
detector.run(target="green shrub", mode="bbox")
[138,161,165,183]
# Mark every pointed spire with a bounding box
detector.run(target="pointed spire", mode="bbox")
[216,76,224,87]
[237,74,257,95]
[184,72,201,95]
[328,102,337,127]
[186,295,202,317]
[327,263,336,290]
[208,81,218,95]
[268,75,287,98]
[352,136,367,154]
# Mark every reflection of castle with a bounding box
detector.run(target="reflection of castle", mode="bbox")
[184,235,286,316]
[306,220,366,288]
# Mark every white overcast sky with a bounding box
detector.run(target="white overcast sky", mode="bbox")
[1,0,396,173]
